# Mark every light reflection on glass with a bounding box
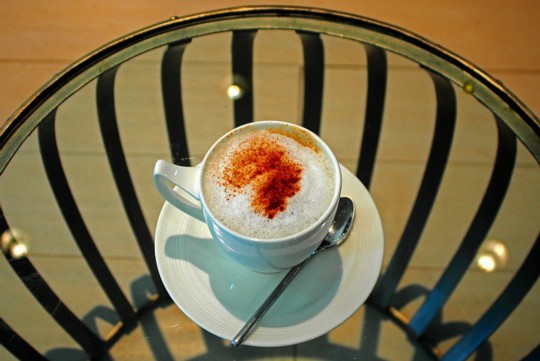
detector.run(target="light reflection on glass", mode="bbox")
[10,243,29,258]
[1,228,30,259]
[475,239,509,273]
[227,84,243,100]
[477,254,496,272]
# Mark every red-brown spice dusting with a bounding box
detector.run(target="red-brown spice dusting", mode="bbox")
[220,134,303,219]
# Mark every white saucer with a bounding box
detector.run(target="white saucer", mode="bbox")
[154,165,384,347]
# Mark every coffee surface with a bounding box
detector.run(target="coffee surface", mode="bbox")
[203,127,335,239]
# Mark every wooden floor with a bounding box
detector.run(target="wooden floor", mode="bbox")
[1,1,539,360]
[1,0,539,124]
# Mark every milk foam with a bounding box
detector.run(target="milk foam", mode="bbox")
[203,128,335,239]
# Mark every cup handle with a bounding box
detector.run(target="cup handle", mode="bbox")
[153,160,205,222]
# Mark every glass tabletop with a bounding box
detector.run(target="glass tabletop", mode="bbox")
[1,7,538,361]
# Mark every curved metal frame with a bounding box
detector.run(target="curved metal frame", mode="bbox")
[1,6,539,171]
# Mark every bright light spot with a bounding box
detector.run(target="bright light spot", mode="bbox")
[11,243,29,258]
[475,239,509,273]
[227,84,243,100]
[1,228,30,258]
[492,243,507,258]
[477,254,496,272]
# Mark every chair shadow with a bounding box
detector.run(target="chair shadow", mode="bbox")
[44,264,492,361]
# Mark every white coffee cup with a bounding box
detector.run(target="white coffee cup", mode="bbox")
[153,121,342,273]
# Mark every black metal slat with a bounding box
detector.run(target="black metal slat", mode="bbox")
[232,30,256,127]
[356,44,387,189]
[0,208,104,359]
[38,110,138,326]
[442,233,540,361]
[410,116,518,336]
[369,70,457,308]
[297,31,325,135]
[521,344,540,361]
[96,66,168,300]
[1,318,47,361]
[161,40,191,166]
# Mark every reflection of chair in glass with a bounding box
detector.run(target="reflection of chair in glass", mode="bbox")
[1,6,538,360]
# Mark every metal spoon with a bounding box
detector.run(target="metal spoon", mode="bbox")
[230,196,355,348]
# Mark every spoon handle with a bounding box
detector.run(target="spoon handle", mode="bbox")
[230,258,309,348]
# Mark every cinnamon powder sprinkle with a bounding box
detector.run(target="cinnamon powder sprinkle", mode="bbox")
[220,134,303,219]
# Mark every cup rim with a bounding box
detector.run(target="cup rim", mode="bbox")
[199,120,342,243]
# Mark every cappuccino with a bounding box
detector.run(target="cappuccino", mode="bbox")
[203,126,335,239]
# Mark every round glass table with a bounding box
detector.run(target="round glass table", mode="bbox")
[1,6,539,361]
